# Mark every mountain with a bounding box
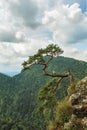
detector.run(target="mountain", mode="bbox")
[0,56,87,130]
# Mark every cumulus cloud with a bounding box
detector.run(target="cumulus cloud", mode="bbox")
[0,0,52,43]
[42,1,87,62]
[64,0,87,12]
[0,0,87,75]
[8,0,41,29]
[0,29,28,43]
[0,38,48,73]
[42,3,87,44]
[0,30,16,43]
[61,45,87,62]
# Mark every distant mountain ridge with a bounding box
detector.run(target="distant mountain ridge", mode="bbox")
[0,56,87,129]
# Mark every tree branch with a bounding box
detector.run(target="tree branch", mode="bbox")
[51,77,64,93]
[42,59,74,84]
[42,63,69,78]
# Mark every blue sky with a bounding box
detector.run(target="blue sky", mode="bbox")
[66,0,87,12]
[0,0,87,75]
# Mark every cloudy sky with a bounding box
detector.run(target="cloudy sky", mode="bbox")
[0,0,87,75]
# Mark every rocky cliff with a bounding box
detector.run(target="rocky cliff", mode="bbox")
[48,77,87,130]
[64,77,87,130]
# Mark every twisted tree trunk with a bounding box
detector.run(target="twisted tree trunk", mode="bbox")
[42,56,74,85]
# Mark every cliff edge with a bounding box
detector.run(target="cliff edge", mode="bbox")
[64,77,87,130]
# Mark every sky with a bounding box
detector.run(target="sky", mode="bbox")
[0,0,87,75]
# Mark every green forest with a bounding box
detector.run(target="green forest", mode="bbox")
[0,45,87,130]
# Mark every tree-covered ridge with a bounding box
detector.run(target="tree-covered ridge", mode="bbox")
[0,56,87,129]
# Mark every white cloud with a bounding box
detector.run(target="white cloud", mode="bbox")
[8,0,42,29]
[0,0,87,75]
[0,0,51,43]
[15,31,26,42]
[0,38,48,73]
[0,0,51,74]
[42,1,87,62]
[42,3,87,44]
[61,45,87,62]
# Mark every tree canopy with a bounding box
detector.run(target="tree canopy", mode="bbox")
[22,44,73,84]
[22,44,63,67]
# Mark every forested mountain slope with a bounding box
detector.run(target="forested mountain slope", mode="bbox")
[0,56,87,130]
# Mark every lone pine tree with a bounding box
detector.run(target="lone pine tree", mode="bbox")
[22,44,74,111]
[22,44,73,85]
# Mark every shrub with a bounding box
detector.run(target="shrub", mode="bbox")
[55,98,73,124]
[48,98,73,130]
[68,83,76,96]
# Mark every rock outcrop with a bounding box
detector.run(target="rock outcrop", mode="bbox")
[64,77,87,130]
[48,77,87,130]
